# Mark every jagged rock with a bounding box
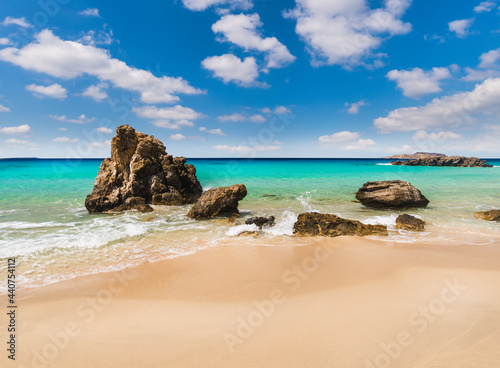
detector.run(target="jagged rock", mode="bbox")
[245,216,275,229]
[390,156,492,167]
[293,212,388,237]
[187,184,247,219]
[474,210,500,221]
[109,197,154,213]
[396,214,425,231]
[356,180,429,209]
[85,125,202,214]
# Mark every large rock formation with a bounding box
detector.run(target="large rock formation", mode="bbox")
[396,214,425,231]
[474,210,500,221]
[356,180,429,209]
[293,212,388,237]
[382,152,446,159]
[390,156,492,167]
[85,125,202,213]
[187,184,247,219]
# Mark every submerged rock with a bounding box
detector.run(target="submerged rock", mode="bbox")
[474,210,500,221]
[355,180,429,209]
[245,216,275,229]
[396,214,425,231]
[187,184,247,219]
[390,156,492,167]
[293,212,388,237]
[85,125,202,214]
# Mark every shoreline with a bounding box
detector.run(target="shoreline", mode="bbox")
[4,236,500,367]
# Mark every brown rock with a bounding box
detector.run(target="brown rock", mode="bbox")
[238,231,259,237]
[474,210,500,221]
[396,214,425,231]
[85,125,202,213]
[293,212,387,237]
[390,156,492,167]
[245,216,275,229]
[355,180,429,209]
[187,184,247,219]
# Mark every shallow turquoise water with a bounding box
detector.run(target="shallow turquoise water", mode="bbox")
[1,158,500,288]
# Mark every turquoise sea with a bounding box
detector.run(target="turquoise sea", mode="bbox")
[1,158,500,289]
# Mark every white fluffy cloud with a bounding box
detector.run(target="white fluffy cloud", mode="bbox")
[318,131,360,144]
[5,138,36,149]
[217,112,265,122]
[152,119,194,130]
[260,106,292,114]
[0,30,202,104]
[412,130,462,141]
[474,1,496,13]
[202,54,260,86]
[212,144,281,153]
[0,38,10,45]
[344,138,376,150]
[374,77,500,132]
[169,134,186,141]
[199,127,226,136]
[386,67,451,98]
[2,17,31,28]
[448,18,474,38]
[50,114,95,124]
[464,48,500,81]
[96,127,113,134]
[26,83,68,99]
[0,104,10,112]
[81,83,109,102]
[285,0,412,67]
[0,124,31,134]
[79,8,100,17]
[212,13,295,70]
[53,137,80,143]
[133,105,202,121]
[182,0,252,11]
[345,100,366,114]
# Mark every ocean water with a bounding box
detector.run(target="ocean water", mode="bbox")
[1,158,500,289]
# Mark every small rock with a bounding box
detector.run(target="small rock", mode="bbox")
[187,184,247,219]
[245,216,275,229]
[238,231,259,237]
[396,214,425,231]
[293,212,387,237]
[356,180,429,209]
[474,210,500,221]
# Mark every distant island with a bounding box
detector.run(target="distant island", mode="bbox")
[381,152,446,159]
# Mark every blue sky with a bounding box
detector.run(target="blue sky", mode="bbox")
[0,0,500,158]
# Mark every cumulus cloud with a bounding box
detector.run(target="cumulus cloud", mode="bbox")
[412,130,462,141]
[260,106,292,114]
[81,83,109,102]
[0,30,202,104]
[464,48,500,81]
[344,138,376,150]
[79,8,100,17]
[448,18,474,38]
[374,77,500,132]
[49,114,95,124]
[133,105,202,121]
[5,138,36,149]
[152,119,194,130]
[96,127,113,134]
[386,67,451,98]
[212,13,295,70]
[26,83,68,99]
[474,1,496,13]
[53,136,80,143]
[181,0,252,11]
[285,0,412,67]
[0,104,10,112]
[318,131,360,144]
[0,38,10,45]
[345,100,366,114]
[217,112,265,122]
[199,127,226,136]
[169,134,186,141]
[2,17,31,28]
[212,144,281,153]
[0,124,31,134]
[202,54,261,86]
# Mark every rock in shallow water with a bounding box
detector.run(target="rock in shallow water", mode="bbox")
[85,125,202,214]
[245,216,275,229]
[355,180,429,209]
[187,184,247,219]
[474,210,500,221]
[391,156,492,167]
[396,214,425,231]
[293,212,388,237]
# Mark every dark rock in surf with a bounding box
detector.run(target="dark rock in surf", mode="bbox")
[245,216,275,229]
[396,214,425,231]
[187,184,247,219]
[355,180,429,209]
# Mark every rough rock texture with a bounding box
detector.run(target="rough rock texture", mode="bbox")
[245,216,275,229]
[293,212,388,237]
[474,210,500,221]
[390,156,492,167]
[187,184,247,219]
[382,152,446,159]
[396,214,425,231]
[356,180,429,209]
[85,125,202,213]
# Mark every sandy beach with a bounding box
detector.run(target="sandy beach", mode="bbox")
[3,236,500,368]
